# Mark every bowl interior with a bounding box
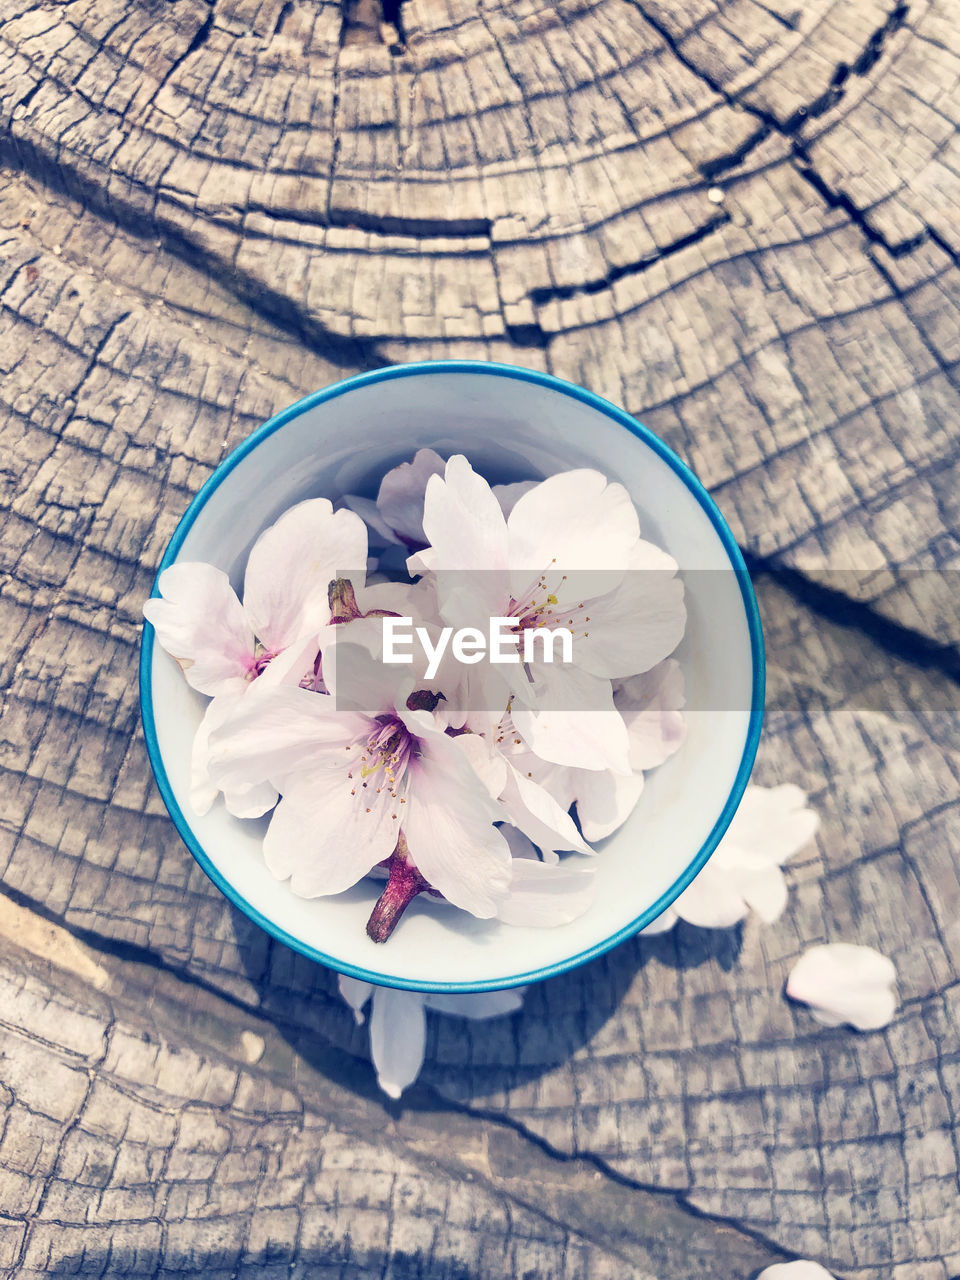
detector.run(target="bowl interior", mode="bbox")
[143,365,761,991]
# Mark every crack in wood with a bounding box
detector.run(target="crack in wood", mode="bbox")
[470,0,932,337]
[792,147,930,258]
[13,79,41,113]
[0,899,792,1274]
[700,122,773,181]
[272,0,293,38]
[151,0,217,103]
[0,133,387,372]
[381,0,406,52]
[742,552,960,686]
[327,209,492,238]
[339,0,404,52]
[625,0,921,264]
[445,1095,801,1268]
[528,210,731,307]
[0,880,266,1022]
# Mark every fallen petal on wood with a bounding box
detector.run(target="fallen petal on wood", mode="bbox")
[338,975,524,1098]
[786,943,898,1031]
[638,784,819,933]
[640,906,678,935]
[757,1262,838,1279]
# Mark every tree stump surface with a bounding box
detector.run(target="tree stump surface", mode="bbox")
[0,0,958,1275]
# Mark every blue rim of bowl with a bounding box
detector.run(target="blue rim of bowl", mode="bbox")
[140,359,765,993]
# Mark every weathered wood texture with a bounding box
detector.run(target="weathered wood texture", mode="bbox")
[0,0,958,1275]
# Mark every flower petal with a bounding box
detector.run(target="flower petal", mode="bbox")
[322,627,415,714]
[451,732,508,801]
[377,448,446,545]
[499,824,539,858]
[369,987,427,1099]
[207,685,370,795]
[143,563,253,696]
[499,762,592,854]
[243,499,368,653]
[640,907,678,934]
[189,695,279,820]
[512,666,631,774]
[523,757,578,817]
[672,864,749,929]
[496,857,596,927]
[414,454,510,569]
[786,944,898,1031]
[401,732,511,918]
[739,863,789,925]
[424,988,526,1018]
[573,541,686,679]
[409,455,510,627]
[354,576,438,622]
[507,469,640,575]
[572,767,645,843]
[615,658,687,772]
[491,480,536,518]
[189,696,227,817]
[263,764,399,897]
[337,974,374,1025]
[757,1262,838,1279]
[341,494,403,548]
[499,822,559,866]
[254,632,323,692]
[441,661,512,735]
[724,784,820,867]
[224,779,281,821]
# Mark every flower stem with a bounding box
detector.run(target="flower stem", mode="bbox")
[406,688,444,713]
[328,577,362,623]
[328,576,401,625]
[366,835,431,943]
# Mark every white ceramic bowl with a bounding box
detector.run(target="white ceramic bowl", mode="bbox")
[140,362,763,992]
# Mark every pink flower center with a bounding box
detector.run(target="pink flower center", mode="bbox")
[252,649,277,676]
[349,715,421,815]
[509,570,590,642]
[245,644,279,680]
[364,715,417,781]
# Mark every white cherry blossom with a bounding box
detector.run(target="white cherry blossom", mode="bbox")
[338,974,524,1099]
[144,499,368,816]
[453,720,592,857]
[408,455,685,775]
[786,944,898,1030]
[144,499,367,697]
[205,640,512,937]
[460,658,684,856]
